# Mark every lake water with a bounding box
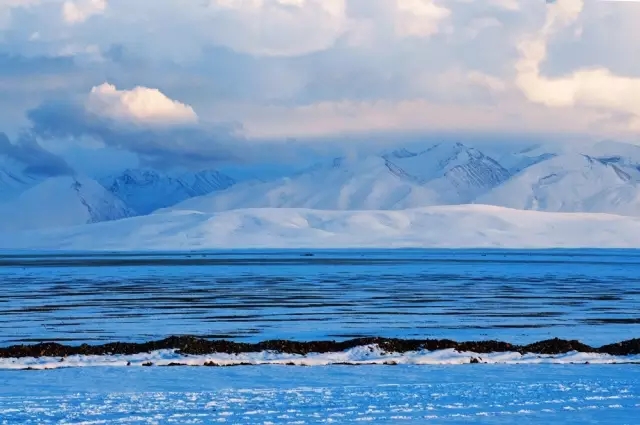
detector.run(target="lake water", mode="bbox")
[1,249,639,346]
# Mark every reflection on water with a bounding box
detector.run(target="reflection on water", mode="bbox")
[0,249,639,346]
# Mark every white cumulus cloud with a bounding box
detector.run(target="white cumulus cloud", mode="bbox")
[394,0,450,38]
[62,0,106,24]
[4,0,640,141]
[207,0,347,56]
[516,0,640,130]
[489,0,520,11]
[85,83,198,126]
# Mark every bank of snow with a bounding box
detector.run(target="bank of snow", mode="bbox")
[5,204,640,250]
[3,346,640,370]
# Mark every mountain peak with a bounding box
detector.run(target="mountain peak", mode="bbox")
[102,168,236,215]
[0,157,44,202]
[0,175,133,232]
[6,140,640,235]
[384,148,418,159]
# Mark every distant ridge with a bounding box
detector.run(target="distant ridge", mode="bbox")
[4,140,640,236]
[6,204,640,250]
[101,168,235,215]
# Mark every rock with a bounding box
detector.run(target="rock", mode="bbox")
[1,336,638,359]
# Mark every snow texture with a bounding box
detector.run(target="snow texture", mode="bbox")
[167,141,640,216]
[6,204,640,250]
[0,175,133,232]
[169,143,512,212]
[101,168,235,215]
[1,365,639,424]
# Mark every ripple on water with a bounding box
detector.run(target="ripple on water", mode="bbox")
[0,249,639,346]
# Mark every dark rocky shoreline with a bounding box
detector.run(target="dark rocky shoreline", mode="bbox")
[2,336,640,358]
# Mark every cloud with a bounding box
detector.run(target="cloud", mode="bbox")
[204,0,452,56]
[85,82,198,127]
[2,0,106,34]
[0,0,41,11]
[466,70,506,92]
[395,0,450,38]
[26,101,235,169]
[219,95,619,141]
[0,0,40,28]
[207,0,348,56]
[2,0,452,61]
[62,0,106,24]
[516,0,640,130]
[0,53,85,135]
[2,0,640,147]
[489,0,520,11]
[0,131,72,176]
[401,67,507,106]
[0,0,40,5]
[24,82,310,169]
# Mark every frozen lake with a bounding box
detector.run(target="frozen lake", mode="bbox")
[1,365,639,424]
[1,249,639,346]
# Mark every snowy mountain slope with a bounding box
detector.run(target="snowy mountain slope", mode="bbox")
[585,140,640,166]
[168,143,510,213]
[479,153,640,215]
[384,143,511,203]
[0,176,134,232]
[101,169,235,215]
[6,140,640,237]
[496,145,558,175]
[167,156,445,212]
[581,184,640,216]
[6,205,640,250]
[0,158,43,202]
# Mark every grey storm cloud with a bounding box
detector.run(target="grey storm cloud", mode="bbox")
[25,99,306,169]
[0,131,73,177]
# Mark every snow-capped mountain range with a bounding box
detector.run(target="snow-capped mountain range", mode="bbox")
[100,169,235,215]
[0,176,133,232]
[4,139,640,247]
[166,141,640,217]
[168,142,513,212]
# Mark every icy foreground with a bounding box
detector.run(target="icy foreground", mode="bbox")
[2,365,638,424]
[6,204,640,250]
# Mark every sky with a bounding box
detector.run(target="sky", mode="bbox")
[1,0,640,174]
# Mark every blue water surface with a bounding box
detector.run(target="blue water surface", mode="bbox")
[0,249,638,346]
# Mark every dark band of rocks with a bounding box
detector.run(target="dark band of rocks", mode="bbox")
[2,336,640,359]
